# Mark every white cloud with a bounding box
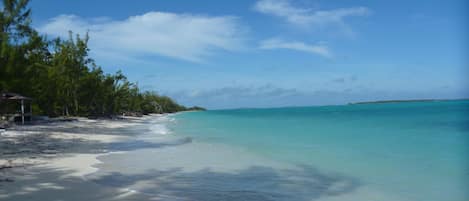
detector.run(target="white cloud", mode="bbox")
[253,0,370,28]
[259,38,331,58]
[38,12,246,62]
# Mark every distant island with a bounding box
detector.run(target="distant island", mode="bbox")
[349,98,469,105]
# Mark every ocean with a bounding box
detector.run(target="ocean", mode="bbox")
[91,100,469,201]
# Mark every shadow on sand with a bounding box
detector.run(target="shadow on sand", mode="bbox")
[0,131,192,158]
[89,165,361,201]
[1,163,361,201]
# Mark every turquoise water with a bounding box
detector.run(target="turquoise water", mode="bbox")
[168,100,469,201]
[91,100,468,200]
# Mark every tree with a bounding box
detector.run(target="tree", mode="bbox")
[0,0,34,92]
[0,0,203,118]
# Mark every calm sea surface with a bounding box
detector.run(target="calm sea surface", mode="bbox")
[93,100,469,201]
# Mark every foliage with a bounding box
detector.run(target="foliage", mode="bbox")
[0,0,204,117]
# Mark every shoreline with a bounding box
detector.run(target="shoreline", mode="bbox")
[348,98,469,105]
[2,103,466,201]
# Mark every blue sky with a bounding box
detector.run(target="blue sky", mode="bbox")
[31,0,468,109]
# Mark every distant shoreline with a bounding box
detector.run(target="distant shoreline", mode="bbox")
[207,98,469,111]
[349,98,469,105]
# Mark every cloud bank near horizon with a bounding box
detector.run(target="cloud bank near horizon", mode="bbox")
[166,83,468,109]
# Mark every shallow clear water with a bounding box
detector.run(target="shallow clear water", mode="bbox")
[93,101,469,201]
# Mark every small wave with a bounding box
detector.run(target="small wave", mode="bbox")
[146,115,176,135]
[148,124,171,135]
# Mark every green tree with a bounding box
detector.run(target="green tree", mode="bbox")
[1,0,203,118]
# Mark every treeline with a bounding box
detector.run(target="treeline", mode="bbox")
[0,0,204,117]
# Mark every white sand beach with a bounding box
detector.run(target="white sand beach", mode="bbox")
[0,116,155,201]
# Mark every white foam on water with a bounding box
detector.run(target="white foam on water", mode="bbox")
[146,114,176,136]
[148,124,171,135]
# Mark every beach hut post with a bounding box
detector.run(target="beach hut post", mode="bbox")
[21,99,25,125]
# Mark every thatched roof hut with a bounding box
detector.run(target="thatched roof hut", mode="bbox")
[0,92,33,125]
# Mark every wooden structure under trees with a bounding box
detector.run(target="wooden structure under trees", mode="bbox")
[0,92,33,125]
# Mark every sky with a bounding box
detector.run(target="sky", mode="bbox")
[30,0,468,109]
